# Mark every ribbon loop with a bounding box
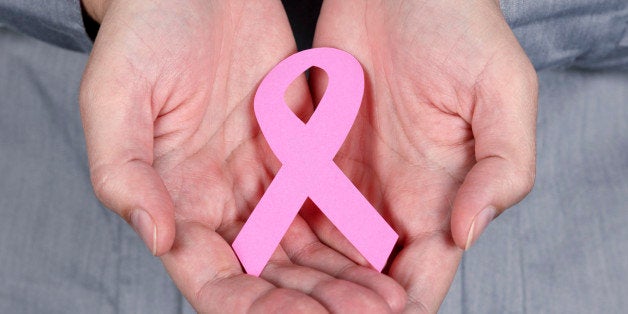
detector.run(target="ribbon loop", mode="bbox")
[254,48,364,162]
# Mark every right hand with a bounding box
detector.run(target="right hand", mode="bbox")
[309,0,538,311]
[79,0,406,312]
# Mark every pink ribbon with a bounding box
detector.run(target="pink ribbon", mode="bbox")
[232,47,398,276]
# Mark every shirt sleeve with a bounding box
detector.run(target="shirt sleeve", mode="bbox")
[0,0,93,53]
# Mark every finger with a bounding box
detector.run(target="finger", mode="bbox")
[263,261,393,314]
[79,50,175,256]
[161,220,327,313]
[451,58,538,250]
[283,214,407,312]
[389,235,462,313]
[299,199,368,266]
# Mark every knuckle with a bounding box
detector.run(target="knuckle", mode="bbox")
[89,164,120,207]
[521,59,538,86]
[522,166,536,194]
[516,58,539,96]
[511,163,536,196]
[79,73,96,108]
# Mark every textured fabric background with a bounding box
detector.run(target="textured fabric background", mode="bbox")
[440,69,628,313]
[0,0,92,52]
[501,0,628,70]
[0,28,189,313]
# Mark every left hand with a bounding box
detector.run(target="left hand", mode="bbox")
[308,0,538,311]
[79,0,405,312]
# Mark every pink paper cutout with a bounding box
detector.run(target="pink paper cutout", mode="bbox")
[232,47,398,276]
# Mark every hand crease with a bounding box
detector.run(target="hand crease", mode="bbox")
[288,240,324,265]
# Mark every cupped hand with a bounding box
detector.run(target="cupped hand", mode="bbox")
[310,0,537,311]
[79,0,405,312]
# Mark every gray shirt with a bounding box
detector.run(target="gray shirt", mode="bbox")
[0,0,91,52]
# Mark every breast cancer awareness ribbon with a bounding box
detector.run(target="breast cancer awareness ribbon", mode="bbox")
[232,47,398,276]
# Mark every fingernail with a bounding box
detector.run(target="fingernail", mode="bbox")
[130,209,157,255]
[465,206,497,250]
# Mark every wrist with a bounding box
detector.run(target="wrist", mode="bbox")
[81,0,112,23]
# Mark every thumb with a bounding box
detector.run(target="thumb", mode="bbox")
[79,48,175,256]
[451,58,538,250]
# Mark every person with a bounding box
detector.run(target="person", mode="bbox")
[0,0,626,313]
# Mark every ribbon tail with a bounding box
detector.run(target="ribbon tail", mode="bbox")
[308,164,398,272]
[232,167,307,276]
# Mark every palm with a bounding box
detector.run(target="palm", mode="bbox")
[313,0,536,311]
[82,0,406,312]
[149,6,294,235]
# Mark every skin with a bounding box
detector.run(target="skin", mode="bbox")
[81,0,405,313]
[309,0,537,312]
[80,0,537,312]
